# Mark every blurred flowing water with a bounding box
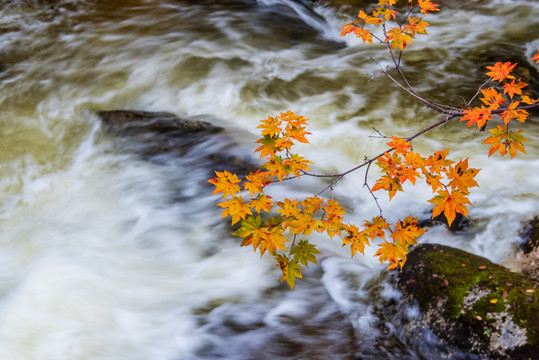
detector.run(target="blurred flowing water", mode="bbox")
[0,0,537,359]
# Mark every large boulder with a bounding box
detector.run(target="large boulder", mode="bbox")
[97,110,259,176]
[398,243,538,359]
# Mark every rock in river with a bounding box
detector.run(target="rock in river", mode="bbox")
[398,243,538,359]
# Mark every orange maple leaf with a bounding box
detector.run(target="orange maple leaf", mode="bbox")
[480,88,505,110]
[391,215,426,247]
[460,106,492,129]
[499,101,529,125]
[530,50,539,64]
[483,125,528,158]
[503,79,528,98]
[363,216,391,241]
[218,196,253,225]
[428,190,471,226]
[276,198,301,218]
[342,224,370,257]
[423,149,453,175]
[417,0,440,15]
[374,241,407,270]
[244,170,272,196]
[485,62,517,82]
[300,196,324,215]
[208,170,242,198]
[385,28,413,51]
[387,136,411,154]
[372,174,403,200]
[446,159,480,194]
[257,115,282,138]
[259,225,288,256]
[249,194,274,214]
[404,16,429,36]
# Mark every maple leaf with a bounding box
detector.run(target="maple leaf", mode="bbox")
[259,225,288,256]
[322,218,345,239]
[423,170,445,193]
[324,199,346,221]
[423,149,453,175]
[208,170,242,198]
[480,88,505,110]
[263,155,288,181]
[372,174,403,200]
[255,135,278,159]
[363,216,391,241]
[374,241,407,270]
[282,153,313,178]
[459,106,492,129]
[218,195,253,225]
[483,125,528,158]
[257,115,282,138]
[446,158,480,194]
[521,95,539,105]
[503,79,527,98]
[291,240,321,266]
[428,190,471,226]
[374,7,397,21]
[235,215,269,251]
[499,101,529,125]
[281,111,311,144]
[417,0,440,15]
[340,24,357,37]
[244,170,272,196]
[354,27,373,44]
[386,28,413,51]
[277,198,301,218]
[391,215,426,248]
[300,196,324,215]
[275,254,303,290]
[404,151,423,168]
[287,213,317,235]
[387,136,411,154]
[376,152,402,174]
[249,194,274,214]
[531,50,539,64]
[404,16,429,36]
[342,224,370,257]
[377,0,398,6]
[485,62,517,82]
[357,10,384,25]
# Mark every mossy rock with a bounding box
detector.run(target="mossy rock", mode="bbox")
[399,244,538,359]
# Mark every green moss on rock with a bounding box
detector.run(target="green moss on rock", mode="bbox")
[399,244,538,359]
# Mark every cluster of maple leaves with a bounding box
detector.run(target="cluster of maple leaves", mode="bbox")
[209,0,539,289]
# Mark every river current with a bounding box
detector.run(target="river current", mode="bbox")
[0,1,538,359]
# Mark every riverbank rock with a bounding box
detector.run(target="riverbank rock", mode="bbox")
[398,243,538,359]
[97,110,259,175]
[519,216,539,280]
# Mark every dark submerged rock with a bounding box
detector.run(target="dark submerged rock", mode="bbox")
[519,216,539,280]
[398,243,538,359]
[97,110,259,176]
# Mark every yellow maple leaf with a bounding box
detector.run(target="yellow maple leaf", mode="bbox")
[374,241,407,270]
[208,170,241,198]
[217,196,253,225]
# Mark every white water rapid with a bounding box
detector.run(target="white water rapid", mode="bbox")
[0,1,537,359]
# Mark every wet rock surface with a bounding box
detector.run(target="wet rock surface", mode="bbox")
[97,110,259,176]
[519,216,539,280]
[398,243,538,360]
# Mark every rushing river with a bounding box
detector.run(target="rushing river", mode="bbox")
[0,0,538,359]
